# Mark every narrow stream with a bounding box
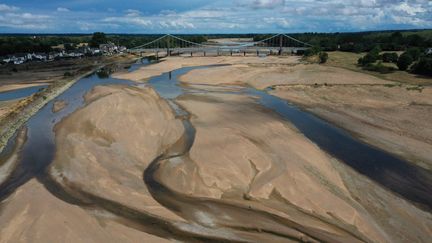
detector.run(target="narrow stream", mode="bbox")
[0,59,431,241]
[0,85,48,101]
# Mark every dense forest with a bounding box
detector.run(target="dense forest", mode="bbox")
[254,30,432,51]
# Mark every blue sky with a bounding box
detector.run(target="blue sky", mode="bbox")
[0,0,431,33]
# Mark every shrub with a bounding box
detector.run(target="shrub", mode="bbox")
[369,46,381,59]
[64,71,73,77]
[358,53,377,66]
[358,45,382,66]
[406,47,422,61]
[397,53,413,71]
[381,52,399,63]
[411,57,432,76]
[363,62,396,74]
[319,52,328,64]
[304,46,322,57]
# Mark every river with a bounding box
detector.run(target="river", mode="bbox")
[0,58,431,241]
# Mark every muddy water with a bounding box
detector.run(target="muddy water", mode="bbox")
[0,60,431,241]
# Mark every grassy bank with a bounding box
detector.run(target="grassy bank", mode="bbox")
[325,51,432,86]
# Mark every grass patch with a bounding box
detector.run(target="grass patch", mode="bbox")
[326,51,432,86]
[406,85,424,92]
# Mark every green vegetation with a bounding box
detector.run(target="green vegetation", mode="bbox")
[254,30,432,51]
[319,52,329,63]
[0,32,208,56]
[63,71,73,77]
[412,57,432,76]
[381,53,398,63]
[358,46,381,66]
[363,62,396,74]
[397,53,414,71]
[90,32,107,48]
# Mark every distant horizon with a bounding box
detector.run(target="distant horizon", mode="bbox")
[0,28,430,36]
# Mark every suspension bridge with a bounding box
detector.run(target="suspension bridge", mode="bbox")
[128,33,312,57]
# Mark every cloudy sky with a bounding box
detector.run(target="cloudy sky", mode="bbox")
[0,0,431,33]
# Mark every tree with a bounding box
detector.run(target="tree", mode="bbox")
[381,52,399,63]
[319,52,329,64]
[90,32,107,48]
[411,57,432,76]
[406,47,422,61]
[358,45,382,66]
[369,45,381,60]
[390,32,404,45]
[304,46,322,56]
[397,53,414,71]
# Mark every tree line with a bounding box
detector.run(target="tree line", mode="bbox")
[0,33,208,56]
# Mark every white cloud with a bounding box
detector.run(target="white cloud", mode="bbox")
[0,12,51,29]
[393,2,426,16]
[0,4,19,12]
[252,0,285,9]
[57,7,70,12]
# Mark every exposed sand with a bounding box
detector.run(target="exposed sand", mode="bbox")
[113,56,300,82]
[272,85,432,170]
[180,62,391,90]
[52,100,68,113]
[1,55,431,242]
[178,59,432,170]
[0,179,170,243]
[157,90,432,242]
[50,85,185,221]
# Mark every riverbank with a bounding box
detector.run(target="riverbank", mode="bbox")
[0,54,138,154]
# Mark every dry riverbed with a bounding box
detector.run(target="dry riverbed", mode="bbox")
[0,56,431,242]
